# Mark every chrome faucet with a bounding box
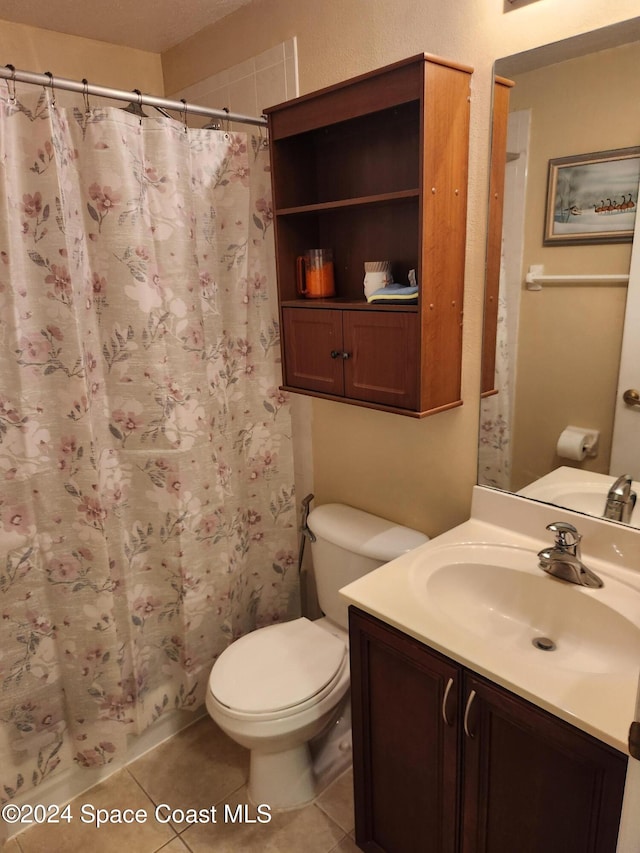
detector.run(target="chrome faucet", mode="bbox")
[603,474,636,524]
[537,521,603,588]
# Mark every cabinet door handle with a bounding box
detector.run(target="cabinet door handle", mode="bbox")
[330,350,341,359]
[441,677,454,727]
[342,351,351,359]
[463,689,477,738]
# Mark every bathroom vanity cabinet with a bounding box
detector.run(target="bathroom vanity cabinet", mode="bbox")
[349,607,627,853]
[264,54,472,417]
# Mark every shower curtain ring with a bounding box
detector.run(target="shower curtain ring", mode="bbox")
[82,78,91,116]
[44,70,56,108]
[180,98,188,133]
[134,88,144,125]
[223,106,230,139]
[5,64,16,103]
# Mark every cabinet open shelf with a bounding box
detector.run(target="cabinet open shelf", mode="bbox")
[275,189,421,217]
[280,298,419,311]
[265,53,472,416]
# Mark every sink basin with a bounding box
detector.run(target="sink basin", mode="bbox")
[525,486,617,517]
[518,466,640,527]
[411,543,640,675]
[340,488,640,753]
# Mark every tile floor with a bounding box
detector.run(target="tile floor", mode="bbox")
[4,717,358,853]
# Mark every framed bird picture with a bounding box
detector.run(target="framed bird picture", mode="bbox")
[543,146,640,245]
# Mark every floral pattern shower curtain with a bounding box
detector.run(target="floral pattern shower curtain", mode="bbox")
[478,249,512,489]
[0,85,298,800]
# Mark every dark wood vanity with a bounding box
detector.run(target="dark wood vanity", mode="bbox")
[349,607,627,853]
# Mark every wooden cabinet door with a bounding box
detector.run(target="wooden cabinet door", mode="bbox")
[281,307,344,395]
[461,673,627,853]
[343,311,418,409]
[349,608,460,853]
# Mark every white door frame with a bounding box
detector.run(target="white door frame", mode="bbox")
[610,210,640,480]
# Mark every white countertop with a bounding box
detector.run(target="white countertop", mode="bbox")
[340,487,640,754]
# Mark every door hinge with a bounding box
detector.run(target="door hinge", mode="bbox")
[629,721,640,760]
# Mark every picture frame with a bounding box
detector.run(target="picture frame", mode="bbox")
[543,146,640,246]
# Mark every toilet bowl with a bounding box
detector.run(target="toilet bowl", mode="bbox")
[207,616,349,808]
[206,503,428,809]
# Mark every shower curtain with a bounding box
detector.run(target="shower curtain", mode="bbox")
[478,250,512,489]
[0,84,298,800]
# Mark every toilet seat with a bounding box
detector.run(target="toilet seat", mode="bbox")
[208,618,348,721]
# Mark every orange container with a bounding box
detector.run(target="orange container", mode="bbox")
[296,249,335,298]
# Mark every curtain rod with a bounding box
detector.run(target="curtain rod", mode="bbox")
[0,64,268,128]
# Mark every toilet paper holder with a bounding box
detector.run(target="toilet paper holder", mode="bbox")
[580,430,599,457]
[556,425,600,461]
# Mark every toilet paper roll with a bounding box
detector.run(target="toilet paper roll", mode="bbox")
[556,427,590,461]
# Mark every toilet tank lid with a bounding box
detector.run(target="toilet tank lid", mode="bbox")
[307,503,428,562]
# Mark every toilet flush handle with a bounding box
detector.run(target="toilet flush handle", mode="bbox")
[299,493,316,544]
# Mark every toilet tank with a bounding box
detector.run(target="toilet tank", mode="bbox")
[306,503,428,629]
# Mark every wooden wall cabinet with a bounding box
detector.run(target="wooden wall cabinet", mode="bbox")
[281,307,419,410]
[482,75,515,397]
[264,54,472,417]
[349,607,627,853]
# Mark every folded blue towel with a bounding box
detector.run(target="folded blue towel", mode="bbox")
[366,284,419,304]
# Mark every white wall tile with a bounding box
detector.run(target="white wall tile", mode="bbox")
[229,74,258,117]
[257,63,287,112]
[255,42,285,71]
[171,38,298,125]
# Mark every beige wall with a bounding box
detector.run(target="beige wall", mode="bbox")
[0,19,163,93]
[510,42,639,489]
[162,0,640,537]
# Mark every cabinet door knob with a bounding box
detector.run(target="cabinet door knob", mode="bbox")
[342,351,351,360]
[463,689,477,738]
[441,677,455,727]
[330,350,341,359]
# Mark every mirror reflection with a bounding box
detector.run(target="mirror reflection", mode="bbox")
[479,19,640,526]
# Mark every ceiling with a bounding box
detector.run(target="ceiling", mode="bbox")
[0,0,254,53]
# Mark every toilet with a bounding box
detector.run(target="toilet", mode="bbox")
[206,503,428,809]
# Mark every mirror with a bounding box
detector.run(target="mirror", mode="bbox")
[479,18,640,525]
